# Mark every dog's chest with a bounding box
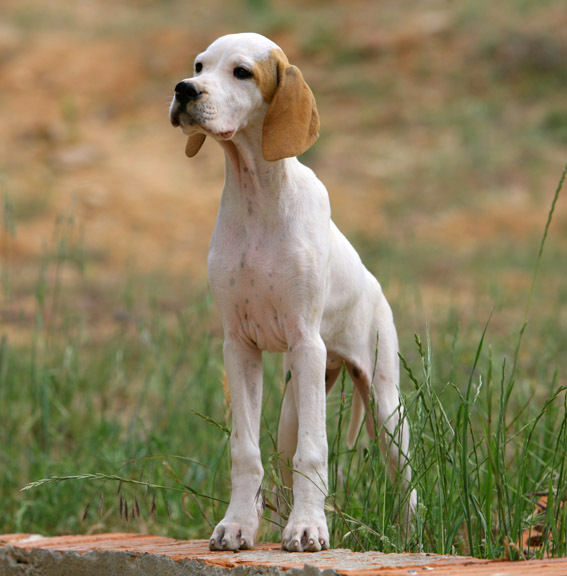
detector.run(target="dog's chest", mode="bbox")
[208,211,312,352]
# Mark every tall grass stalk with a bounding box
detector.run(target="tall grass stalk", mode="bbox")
[524,164,567,323]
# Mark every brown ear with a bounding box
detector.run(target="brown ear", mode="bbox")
[185,133,206,158]
[262,63,319,162]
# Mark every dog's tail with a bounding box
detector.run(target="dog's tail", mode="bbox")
[346,387,365,449]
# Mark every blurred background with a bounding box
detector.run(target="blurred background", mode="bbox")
[1,0,566,336]
[0,0,566,541]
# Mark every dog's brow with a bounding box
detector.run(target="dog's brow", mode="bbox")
[228,54,256,69]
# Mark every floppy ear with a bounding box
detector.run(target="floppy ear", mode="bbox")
[262,62,319,162]
[185,133,206,158]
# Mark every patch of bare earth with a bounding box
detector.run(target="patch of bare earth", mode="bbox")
[1,0,565,339]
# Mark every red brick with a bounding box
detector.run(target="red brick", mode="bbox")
[1,533,567,575]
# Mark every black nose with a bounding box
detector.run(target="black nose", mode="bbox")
[174,81,202,105]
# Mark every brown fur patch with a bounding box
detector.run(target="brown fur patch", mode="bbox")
[253,49,289,103]
[261,52,320,161]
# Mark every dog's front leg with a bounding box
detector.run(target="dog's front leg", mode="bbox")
[210,339,264,551]
[281,335,330,552]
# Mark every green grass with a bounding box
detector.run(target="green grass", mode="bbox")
[1,0,566,556]
[1,168,565,558]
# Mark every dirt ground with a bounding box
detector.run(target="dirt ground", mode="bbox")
[1,0,566,337]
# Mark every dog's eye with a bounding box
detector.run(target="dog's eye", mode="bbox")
[195,62,203,74]
[233,66,253,80]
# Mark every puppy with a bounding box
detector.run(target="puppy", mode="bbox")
[170,32,416,552]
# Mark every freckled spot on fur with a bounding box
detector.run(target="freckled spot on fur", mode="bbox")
[229,277,236,287]
[250,279,255,286]
[380,373,388,381]
[269,285,273,291]
[248,200,253,216]
[244,313,248,320]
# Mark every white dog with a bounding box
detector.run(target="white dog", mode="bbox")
[170,33,416,552]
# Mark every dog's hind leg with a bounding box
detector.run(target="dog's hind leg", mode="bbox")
[370,294,417,519]
[349,291,417,520]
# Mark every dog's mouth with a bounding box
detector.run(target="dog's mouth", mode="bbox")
[170,102,236,141]
[216,129,235,140]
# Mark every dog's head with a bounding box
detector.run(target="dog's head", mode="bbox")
[169,33,319,161]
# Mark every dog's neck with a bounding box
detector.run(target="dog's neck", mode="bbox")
[219,122,292,213]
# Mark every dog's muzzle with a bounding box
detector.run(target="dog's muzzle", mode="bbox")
[170,81,202,127]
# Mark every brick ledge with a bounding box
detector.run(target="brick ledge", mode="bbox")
[1,533,566,575]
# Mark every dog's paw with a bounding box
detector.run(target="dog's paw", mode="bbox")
[209,521,256,551]
[282,516,330,552]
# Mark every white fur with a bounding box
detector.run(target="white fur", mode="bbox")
[170,33,416,552]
